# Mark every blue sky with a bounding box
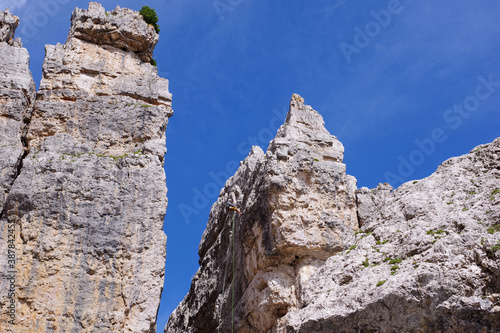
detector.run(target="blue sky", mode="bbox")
[4,0,499,331]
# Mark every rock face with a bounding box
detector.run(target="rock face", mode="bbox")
[68,2,159,62]
[0,9,35,214]
[166,95,500,332]
[284,138,500,332]
[0,3,171,333]
[166,94,358,332]
[0,9,21,46]
[0,8,36,327]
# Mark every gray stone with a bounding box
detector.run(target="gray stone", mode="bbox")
[166,93,500,332]
[68,2,159,62]
[0,4,171,332]
[166,94,358,333]
[284,137,500,332]
[0,12,35,322]
[0,40,35,212]
[0,9,19,45]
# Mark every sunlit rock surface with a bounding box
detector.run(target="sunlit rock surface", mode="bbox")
[0,3,171,332]
[167,95,500,332]
[166,94,358,332]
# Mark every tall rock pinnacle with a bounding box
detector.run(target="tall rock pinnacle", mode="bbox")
[0,3,171,332]
[166,94,358,332]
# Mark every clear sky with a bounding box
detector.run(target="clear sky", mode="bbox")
[3,0,499,331]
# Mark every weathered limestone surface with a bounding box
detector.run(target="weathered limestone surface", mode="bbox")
[166,94,500,332]
[166,94,358,332]
[284,138,500,332]
[0,9,36,323]
[0,9,35,213]
[0,9,22,46]
[0,3,171,333]
[68,2,159,62]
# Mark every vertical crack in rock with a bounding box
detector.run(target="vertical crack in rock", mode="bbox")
[0,9,35,216]
[166,94,358,333]
[0,10,36,315]
[0,3,172,332]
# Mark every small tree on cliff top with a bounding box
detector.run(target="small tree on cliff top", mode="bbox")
[140,6,160,34]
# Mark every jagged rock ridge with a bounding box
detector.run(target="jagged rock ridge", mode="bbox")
[166,95,500,332]
[284,138,500,332]
[0,3,171,332]
[166,94,358,332]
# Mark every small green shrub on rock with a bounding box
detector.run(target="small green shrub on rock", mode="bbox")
[140,6,160,33]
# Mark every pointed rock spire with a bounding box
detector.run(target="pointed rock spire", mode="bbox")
[271,93,344,163]
[166,94,358,333]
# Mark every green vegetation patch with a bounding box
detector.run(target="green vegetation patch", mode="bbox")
[388,258,402,265]
[427,229,444,236]
[376,280,386,287]
[362,258,369,267]
[140,6,160,33]
[487,225,500,234]
[492,242,500,252]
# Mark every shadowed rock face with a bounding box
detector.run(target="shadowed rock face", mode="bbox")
[166,94,358,333]
[0,3,171,333]
[166,94,500,332]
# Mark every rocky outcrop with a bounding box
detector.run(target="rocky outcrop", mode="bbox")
[0,3,171,332]
[166,94,500,332]
[0,9,35,214]
[68,2,159,62]
[0,9,22,46]
[166,94,358,332]
[0,9,36,327]
[284,138,500,332]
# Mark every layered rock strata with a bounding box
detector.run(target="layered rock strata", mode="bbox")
[0,3,172,332]
[166,94,358,332]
